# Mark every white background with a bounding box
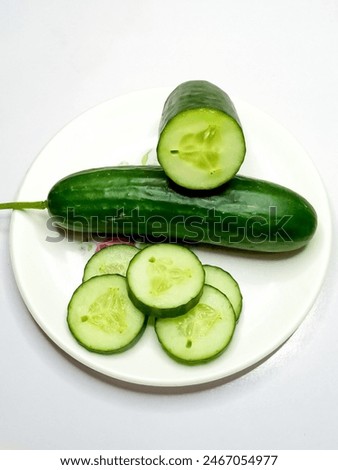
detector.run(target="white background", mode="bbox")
[0,0,337,450]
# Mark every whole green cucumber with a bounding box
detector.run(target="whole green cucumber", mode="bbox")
[45,165,317,253]
[157,80,246,190]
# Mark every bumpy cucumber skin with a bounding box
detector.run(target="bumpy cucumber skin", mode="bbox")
[47,165,317,253]
[158,80,243,134]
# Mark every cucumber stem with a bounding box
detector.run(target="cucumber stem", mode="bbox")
[0,200,48,211]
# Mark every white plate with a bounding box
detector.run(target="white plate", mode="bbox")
[9,87,331,387]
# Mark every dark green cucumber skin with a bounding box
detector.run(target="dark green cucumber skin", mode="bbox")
[47,165,317,253]
[157,80,243,134]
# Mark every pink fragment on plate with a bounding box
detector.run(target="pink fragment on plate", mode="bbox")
[95,237,135,252]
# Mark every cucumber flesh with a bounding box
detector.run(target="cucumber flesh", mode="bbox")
[155,285,236,364]
[158,109,245,190]
[157,80,246,190]
[67,274,146,354]
[83,244,139,281]
[204,265,243,320]
[126,244,205,317]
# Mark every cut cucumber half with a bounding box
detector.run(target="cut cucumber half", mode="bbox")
[83,244,139,281]
[204,265,243,320]
[67,274,147,354]
[155,285,236,364]
[126,244,205,317]
[157,80,246,190]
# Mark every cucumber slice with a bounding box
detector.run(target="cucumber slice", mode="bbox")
[155,285,236,364]
[204,265,243,320]
[67,274,146,354]
[126,244,205,317]
[83,244,139,281]
[157,80,246,190]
